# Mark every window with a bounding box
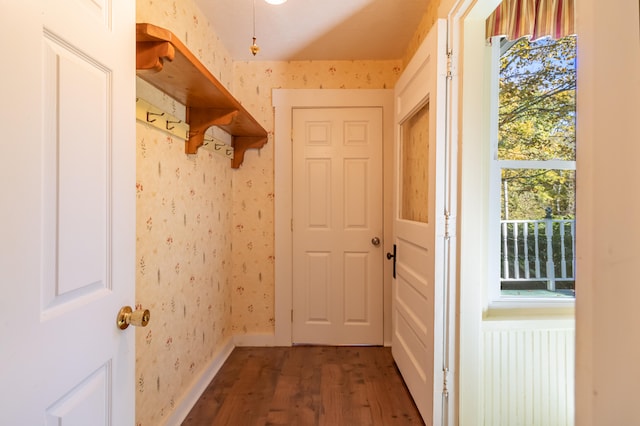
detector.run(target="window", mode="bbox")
[490,35,577,301]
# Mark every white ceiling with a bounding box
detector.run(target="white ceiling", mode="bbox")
[194,0,431,61]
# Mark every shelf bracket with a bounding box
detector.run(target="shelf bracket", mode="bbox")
[186,108,238,154]
[136,41,175,73]
[232,136,269,169]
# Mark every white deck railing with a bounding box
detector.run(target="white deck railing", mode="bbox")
[501,219,575,291]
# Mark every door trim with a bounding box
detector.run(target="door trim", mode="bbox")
[273,89,394,346]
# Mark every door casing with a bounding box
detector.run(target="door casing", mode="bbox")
[273,89,394,346]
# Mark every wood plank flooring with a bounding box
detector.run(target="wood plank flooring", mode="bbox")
[182,346,424,426]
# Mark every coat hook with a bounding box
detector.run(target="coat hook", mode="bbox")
[214,142,224,151]
[146,111,164,123]
[166,119,181,131]
[226,148,233,156]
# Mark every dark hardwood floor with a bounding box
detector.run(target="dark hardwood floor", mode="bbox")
[182,346,424,426]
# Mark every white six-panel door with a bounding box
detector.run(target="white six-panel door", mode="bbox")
[292,107,384,345]
[392,19,449,425]
[0,0,135,424]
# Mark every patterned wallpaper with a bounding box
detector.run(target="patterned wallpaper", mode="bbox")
[135,0,439,424]
[136,1,235,425]
[135,124,234,425]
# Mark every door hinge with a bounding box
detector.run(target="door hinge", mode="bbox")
[291,309,294,322]
[442,367,450,398]
[446,49,453,80]
[291,219,293,232]
[444,210,451,241]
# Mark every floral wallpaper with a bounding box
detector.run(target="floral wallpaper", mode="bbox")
[135,0,440,423]
[135,123,234,425]
[136,1,236,425]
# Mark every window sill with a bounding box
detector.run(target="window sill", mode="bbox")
[485,296,575,320]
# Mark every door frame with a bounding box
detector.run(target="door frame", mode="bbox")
[444,0,509,423]
[445,1,497,424]
[273,89,394,346]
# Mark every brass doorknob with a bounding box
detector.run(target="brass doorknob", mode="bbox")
[116,306,150,330]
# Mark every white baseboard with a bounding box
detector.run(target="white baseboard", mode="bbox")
[163,337,235,426]
[233,333,277,347]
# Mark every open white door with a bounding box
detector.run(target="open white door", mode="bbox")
[391,19,453,425]
[0,0,136,424]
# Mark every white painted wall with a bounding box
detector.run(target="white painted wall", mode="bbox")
[574,0,640,424]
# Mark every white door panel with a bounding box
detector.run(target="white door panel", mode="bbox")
[42,31,110,312]
[292,107,383,345]
[392,19,449,425]
[0,0,135,423]
[45,364,111,426]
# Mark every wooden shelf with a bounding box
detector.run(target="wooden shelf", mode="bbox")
[136,23,268,168]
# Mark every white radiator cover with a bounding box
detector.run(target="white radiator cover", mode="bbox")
[482,320,575,426]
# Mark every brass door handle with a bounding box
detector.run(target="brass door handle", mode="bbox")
[371,237,381,246]
[117,306,150,330]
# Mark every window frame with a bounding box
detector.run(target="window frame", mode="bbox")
[487,36,576,310]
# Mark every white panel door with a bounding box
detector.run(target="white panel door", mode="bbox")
[392,19,449,425]
[292,107,383,345]
[0,0,135,424]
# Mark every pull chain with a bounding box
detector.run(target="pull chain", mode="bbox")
[250,0,260,55]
